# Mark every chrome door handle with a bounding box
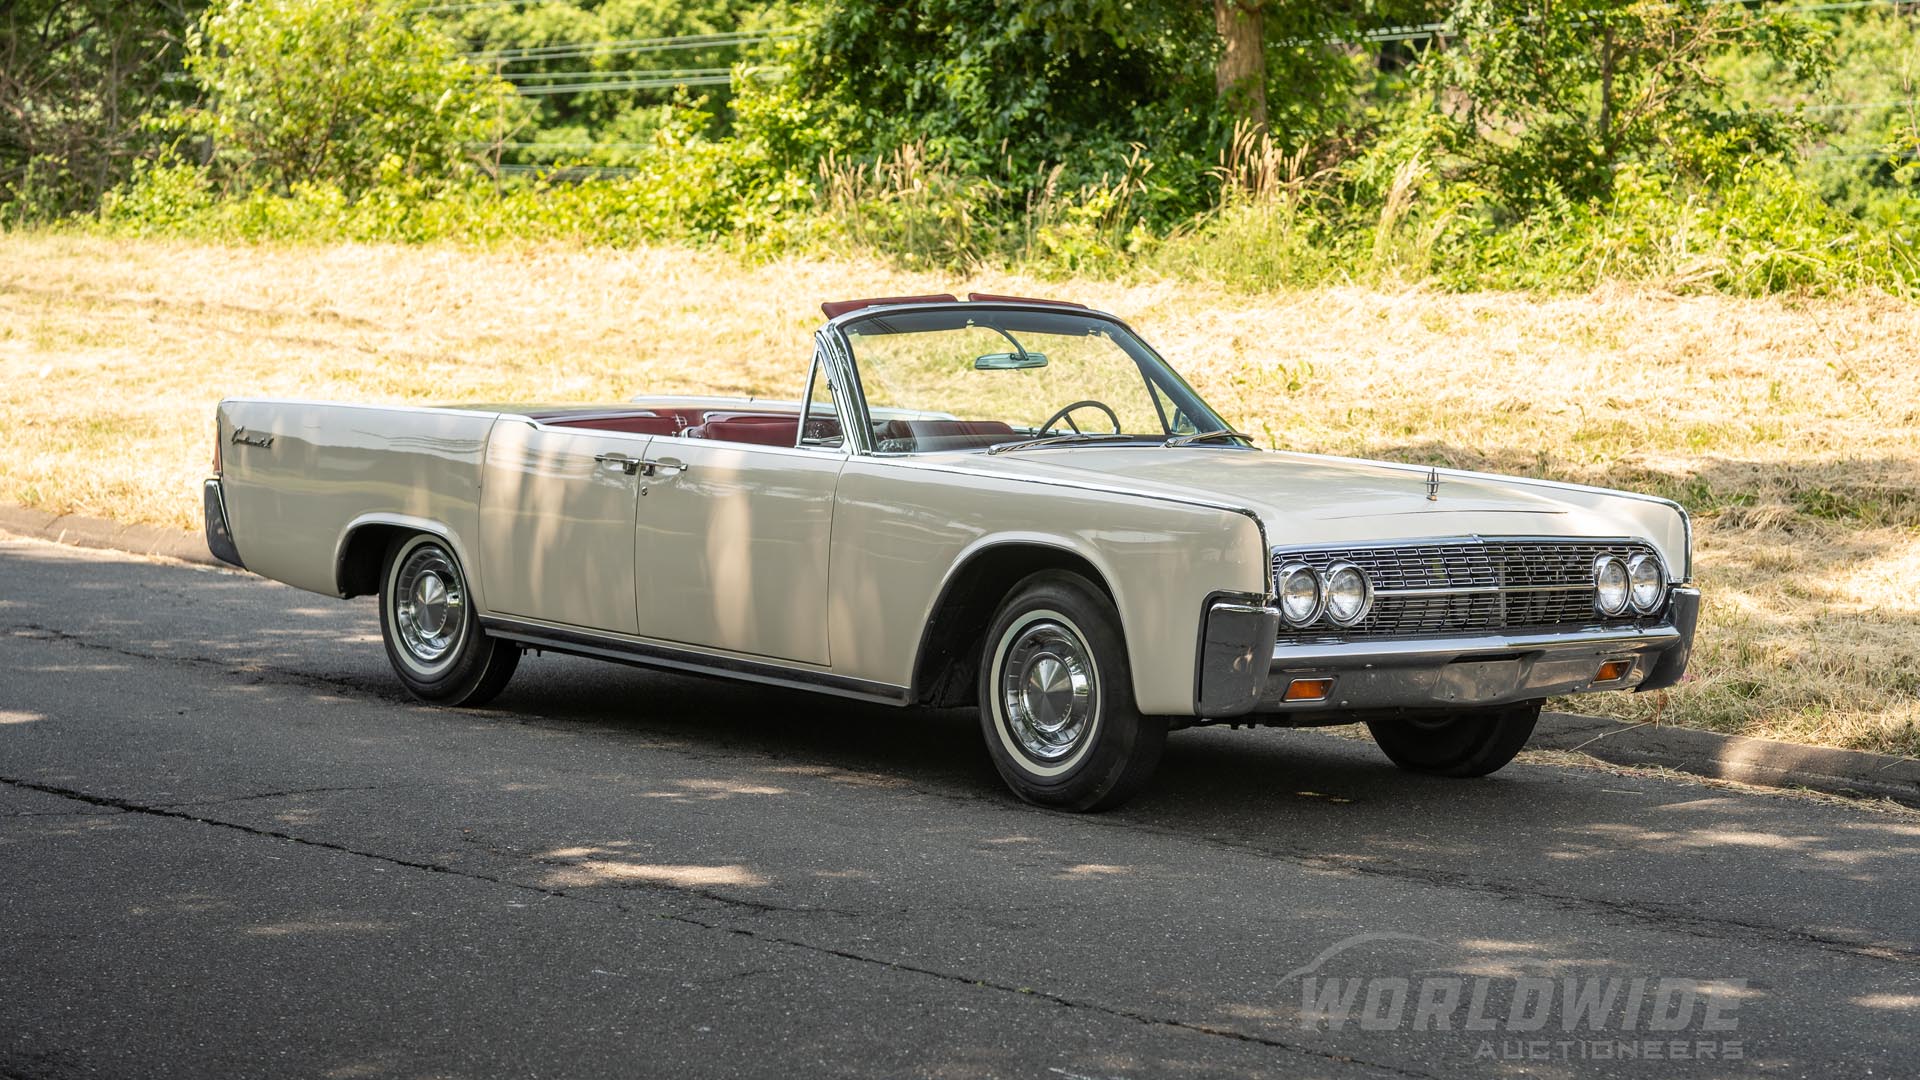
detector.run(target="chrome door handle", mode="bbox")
[639,457,687,478]
[594,452,642,475]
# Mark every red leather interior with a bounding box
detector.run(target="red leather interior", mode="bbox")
[686,415,801,446]
[545,408,991,449]
[878,418,1015,450]
[547,414,681,436]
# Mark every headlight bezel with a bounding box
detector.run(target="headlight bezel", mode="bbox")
[1593,554,1632,617]
[1322,561,1373,627]
[1626,553,1667,614]
[1276,562,1327,627]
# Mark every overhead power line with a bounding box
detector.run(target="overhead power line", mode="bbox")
[1284,0,1920,49]
[464,29,799,65]
[513,73,739,95]
[501,66,731,82]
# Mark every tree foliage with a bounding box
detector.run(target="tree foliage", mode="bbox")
[182,0,518,195]
[1421,0,1831,203]
[0,0,204,219]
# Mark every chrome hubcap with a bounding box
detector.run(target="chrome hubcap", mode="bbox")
[999,619,1097,763]
[393,545,464,671]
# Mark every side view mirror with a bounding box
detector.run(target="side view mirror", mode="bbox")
[974,351,1048,370]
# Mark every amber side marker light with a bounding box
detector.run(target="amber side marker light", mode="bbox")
[1595,660,1632,683]
[1284,678,1335,702]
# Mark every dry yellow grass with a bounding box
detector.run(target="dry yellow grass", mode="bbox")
[2,233,1915,755]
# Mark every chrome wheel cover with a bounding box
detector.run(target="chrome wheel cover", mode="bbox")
[994,612,1100,772]
[390,542,465,676]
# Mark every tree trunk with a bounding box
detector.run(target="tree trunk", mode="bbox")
[1213,0,1268,133]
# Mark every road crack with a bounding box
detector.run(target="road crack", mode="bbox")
[11,619,1916,968]
[0,773,1433,1076]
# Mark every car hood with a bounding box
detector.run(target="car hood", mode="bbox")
[952,446,1673,551]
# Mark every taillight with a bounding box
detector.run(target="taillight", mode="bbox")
[212,420,222,475]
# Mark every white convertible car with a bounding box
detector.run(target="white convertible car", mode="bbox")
[205,294,1697,810]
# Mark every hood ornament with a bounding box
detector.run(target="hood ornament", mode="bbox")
[1426,466,1440,502]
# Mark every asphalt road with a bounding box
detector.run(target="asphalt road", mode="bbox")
[2,537,1916,1080]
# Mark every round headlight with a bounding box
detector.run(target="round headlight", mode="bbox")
[1277,563,1326,626]
[1323,562,1372,627]
[1627,553,1666,614]
[1593,555,1631,617]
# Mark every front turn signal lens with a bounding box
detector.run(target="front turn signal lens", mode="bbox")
[1284,677,1334,702]
[1595,659,1631,683]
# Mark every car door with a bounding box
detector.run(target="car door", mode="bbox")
[631,360,847,666]
[478,418,646,635]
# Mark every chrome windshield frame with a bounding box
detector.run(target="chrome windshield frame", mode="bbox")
[821,301,1233,458]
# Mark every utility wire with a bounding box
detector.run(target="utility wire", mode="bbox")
[501,66,731,82]
[1284,0,1919,49]
[464,29,798,64]
[513,73,740,95]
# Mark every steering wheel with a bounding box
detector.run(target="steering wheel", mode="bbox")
[1038,399,1122,436]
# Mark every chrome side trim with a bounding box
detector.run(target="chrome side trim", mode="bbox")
[480,616,911,706]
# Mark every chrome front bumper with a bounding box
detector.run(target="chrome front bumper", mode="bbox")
[1195,587,1700,718]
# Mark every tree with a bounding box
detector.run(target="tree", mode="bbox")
[1213,0,1267,132]
[0,0,203,218]
[183,0,519,194]
[1420,0,1829,203]
[799,0,1219,208]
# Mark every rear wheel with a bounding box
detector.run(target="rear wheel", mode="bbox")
[977,571,1165,811]
[1364,700,1541,777]
[378,533,518,706]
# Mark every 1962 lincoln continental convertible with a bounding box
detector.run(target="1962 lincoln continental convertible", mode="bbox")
[205,294,1698,810]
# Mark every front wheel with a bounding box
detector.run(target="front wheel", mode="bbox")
[1364,700,1541,777]
[378,533,519,706]
[977,571,1165,811]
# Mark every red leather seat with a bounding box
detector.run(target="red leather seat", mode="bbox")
[877,419,1015,451]
[687,414,801,446]
[547,414,681,436]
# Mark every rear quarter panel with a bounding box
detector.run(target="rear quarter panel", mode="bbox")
[216,400,498,599]
[829,459,1269,714]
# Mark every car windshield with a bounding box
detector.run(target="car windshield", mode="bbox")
[840,307,1237,454]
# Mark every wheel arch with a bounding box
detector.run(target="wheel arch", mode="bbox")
[334,514,479,602]
[909,538,1122,709]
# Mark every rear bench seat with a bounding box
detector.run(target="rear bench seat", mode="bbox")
[545,413,682,436]
[545,410,1003,449]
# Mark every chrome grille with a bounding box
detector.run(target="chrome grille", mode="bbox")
[1272,539,1664,641]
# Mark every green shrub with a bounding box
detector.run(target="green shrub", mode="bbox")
[183,0,520,196]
